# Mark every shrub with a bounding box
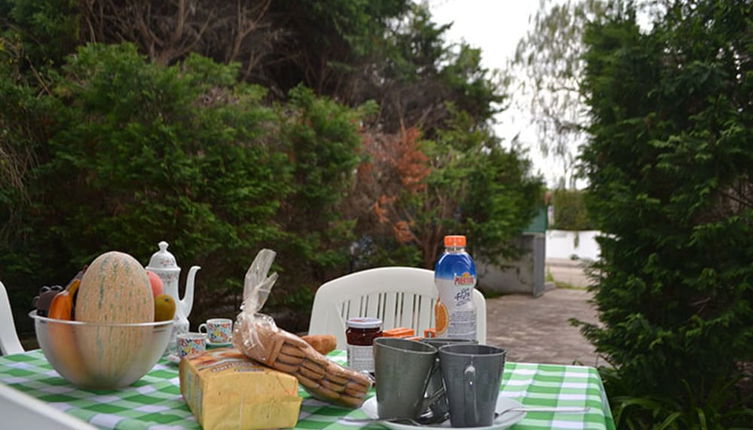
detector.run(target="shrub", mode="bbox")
[578,1,753,427]
[550,188,594,231]
[0,43,365,330]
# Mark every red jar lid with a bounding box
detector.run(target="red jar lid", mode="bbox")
[346,317,382,329]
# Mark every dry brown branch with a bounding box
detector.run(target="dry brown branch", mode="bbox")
[80,0,281,71]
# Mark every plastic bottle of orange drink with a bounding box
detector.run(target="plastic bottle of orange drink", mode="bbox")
[434,235,477,340]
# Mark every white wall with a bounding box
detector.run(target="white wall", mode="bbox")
[546,230,601,261]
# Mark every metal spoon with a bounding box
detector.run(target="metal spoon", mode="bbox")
[496,406,591,416]
[342,416,429,426]
[343,410,447,426]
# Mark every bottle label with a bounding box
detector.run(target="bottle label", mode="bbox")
[435,277,477,339]
[347,344,374,372]
[448,308,476,339]
[435,251,477,340]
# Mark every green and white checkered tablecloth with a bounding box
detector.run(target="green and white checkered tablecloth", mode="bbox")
[0,349,614,430]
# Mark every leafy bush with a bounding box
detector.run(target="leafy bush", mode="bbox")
[268,85,370,304]
[0,43,366,330]
[0,0,80,66]
[578,1,753,427]
[347,111,543,270]
[550,189,594,231]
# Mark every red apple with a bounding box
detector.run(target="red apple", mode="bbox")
[146,270,164,298]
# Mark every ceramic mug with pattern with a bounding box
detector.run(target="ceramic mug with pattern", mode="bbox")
[177,332,207,359]
[198,318,233,345]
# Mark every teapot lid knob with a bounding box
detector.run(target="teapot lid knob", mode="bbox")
[146,240,179,270]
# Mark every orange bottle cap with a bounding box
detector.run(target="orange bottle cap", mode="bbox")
[444,235,466,247]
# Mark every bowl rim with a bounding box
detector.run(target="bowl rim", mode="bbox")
[29,310,174,328]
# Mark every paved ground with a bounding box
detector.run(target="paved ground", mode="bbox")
[485,288,602,366]
[546,258,595,287]
[483,259,603,366]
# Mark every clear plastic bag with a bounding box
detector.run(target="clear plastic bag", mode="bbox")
[233,248,279,362]
[232,249,371,408]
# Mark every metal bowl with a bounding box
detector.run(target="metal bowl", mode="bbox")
[30,311,173,389]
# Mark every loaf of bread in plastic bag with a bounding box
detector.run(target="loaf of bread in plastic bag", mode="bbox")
[233,313,371,408]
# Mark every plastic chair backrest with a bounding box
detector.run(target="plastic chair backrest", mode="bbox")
[0,281,24,356]
[308,267,487,349]
[0,382,97,429]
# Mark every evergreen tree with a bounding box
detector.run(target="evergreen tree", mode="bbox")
[579,1,753,427]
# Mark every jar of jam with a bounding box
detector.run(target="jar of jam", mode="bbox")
[346,317,382,373]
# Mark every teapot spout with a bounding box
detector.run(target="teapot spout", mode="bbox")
[181,266,201,318]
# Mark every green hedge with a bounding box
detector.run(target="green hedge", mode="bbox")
[550,189,594,231]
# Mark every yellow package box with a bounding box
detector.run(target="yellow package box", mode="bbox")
[179,348,301,430]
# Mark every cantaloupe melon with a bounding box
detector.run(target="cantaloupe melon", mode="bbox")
[76,251,154,323]
[75,251,154,385]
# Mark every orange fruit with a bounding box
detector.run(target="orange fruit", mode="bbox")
[154,294,176,321]
[435,301,449,336]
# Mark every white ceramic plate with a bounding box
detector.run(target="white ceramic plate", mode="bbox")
[358,396,525,430]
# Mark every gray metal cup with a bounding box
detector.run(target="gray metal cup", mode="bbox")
[374,338,441,419]
[421,338,477,420]
[439,344,506,427]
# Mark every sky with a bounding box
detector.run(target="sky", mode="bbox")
[426,0,575,188]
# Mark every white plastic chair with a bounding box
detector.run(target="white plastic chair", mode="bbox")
[308,267,487,349]
[0,281,24,355]
[0,382,97,429]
